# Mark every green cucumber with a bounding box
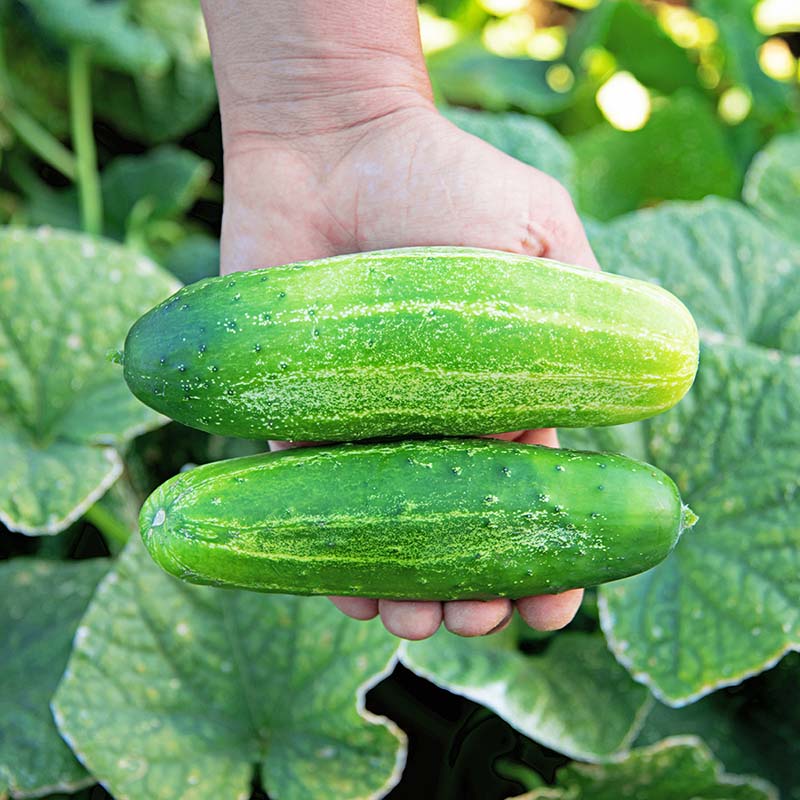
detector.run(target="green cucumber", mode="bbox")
[122,247,698,441]
[140,438,695,600]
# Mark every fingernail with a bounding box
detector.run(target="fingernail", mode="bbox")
[486,608,514,635]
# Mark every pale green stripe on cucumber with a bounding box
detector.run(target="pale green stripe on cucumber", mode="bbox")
[140,438,695,601]
[122,246,699,441]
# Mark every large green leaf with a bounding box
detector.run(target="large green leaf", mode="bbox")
[516,737,776,800]
[572,90,740,220]
[441,107,576,194]
[636,654,800,800]
[52,537,406,800]
[743,130,800,246]
[401,630,650,762]
[559,199,800,705]
[427,39,572,117]
[19,0,169,75]
[0,228,180,534]
[0,558,107,797]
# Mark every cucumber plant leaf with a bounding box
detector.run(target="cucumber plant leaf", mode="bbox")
[513,737,776,800]
[19,0,169,75]
[52,537,406,800]
[427,39,573,117]
[560,198,800,705]
[442,107,576,194]
[401,630,651,762]
[90,0,216,144]
[0,558,107,797]
[0,228,180,534]
[636,654,800,800]
[571,90,740,221]
[743,130,800,246]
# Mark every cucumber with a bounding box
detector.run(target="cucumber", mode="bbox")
[122,247,698,441]
[140,438,695,600]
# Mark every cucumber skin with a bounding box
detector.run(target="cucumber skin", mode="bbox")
[140,438,689,601]
[122,247,699,442]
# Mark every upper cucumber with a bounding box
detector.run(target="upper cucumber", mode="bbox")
[123,247,698,441]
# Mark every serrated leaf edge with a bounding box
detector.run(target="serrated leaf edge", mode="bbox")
[51,566,408,800]
[507,735,778,800]
[9,773,96,800]
[599,587,800,707]
[351,648,408,800]
[0,447,122,536]
[397,640,649,763]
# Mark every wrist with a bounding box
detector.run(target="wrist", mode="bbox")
[202,1,433,153]
[218,54,433,154]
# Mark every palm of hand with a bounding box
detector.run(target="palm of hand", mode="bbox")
[220,106,596,639]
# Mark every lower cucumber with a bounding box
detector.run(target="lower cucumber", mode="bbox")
[140,438,695,600]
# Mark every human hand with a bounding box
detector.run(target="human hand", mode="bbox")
[203,1,598,640]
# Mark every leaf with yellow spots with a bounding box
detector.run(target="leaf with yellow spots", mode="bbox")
[52,537,406,800]
[510,737,775,800]
[0,227,180,535]
[0,558,107,797]
[561,198,800,705]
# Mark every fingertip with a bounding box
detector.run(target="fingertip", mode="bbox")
[516,588,584,631]
[443,599,513,637]
[513,428,560,448]
[379,599,443,640]
[328,596,380,621]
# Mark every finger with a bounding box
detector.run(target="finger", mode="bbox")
[516,588,584,631]
[443,598,513,637]
[328,596,379,620]
[379,599,443,640]
[268,439,320,451]
[513,428,559,448]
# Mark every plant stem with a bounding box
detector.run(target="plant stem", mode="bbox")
[494,757,545,790]
[68,45,102,235]
[0,25,77,180]
[84,503,131,548]
[1,105,78,180]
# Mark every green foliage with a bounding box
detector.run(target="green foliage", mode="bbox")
[561,199,800,704]
[52,537,405,800]
[442,107,576,192]
[402,630,651,761]
[0,558,107,797]
[743,129,800,245]
[636,655,800,800]
[0,228,179,533]
[427,39,573,116]
[518,737,776,800]
[572,91,741,220]
[696,0,796,125]
[566,0,702,95]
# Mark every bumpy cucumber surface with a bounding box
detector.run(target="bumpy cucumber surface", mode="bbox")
[122,247,699,441]
[140,438,695,600]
